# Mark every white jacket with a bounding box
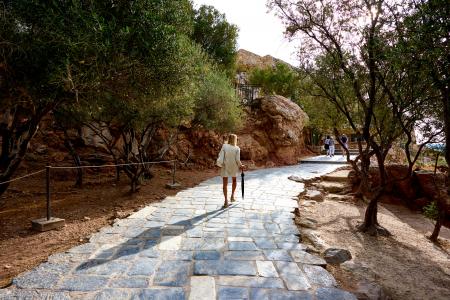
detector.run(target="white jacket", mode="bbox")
[218,143,241,177]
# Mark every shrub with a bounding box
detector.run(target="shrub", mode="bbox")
[423,201,439,220]
[193,68,243,133]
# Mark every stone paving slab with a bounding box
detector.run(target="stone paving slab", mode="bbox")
[301,155,356,164]
[4,162,357,299]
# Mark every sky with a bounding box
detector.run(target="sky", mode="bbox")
[192,0,299,66]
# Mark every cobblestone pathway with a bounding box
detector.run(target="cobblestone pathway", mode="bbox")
[2,163,356,300]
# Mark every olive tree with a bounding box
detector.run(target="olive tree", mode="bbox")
[192,5,239,78]
[401,0,449,241]
[269,0,441,235]
[1,0,198,194]
[248,62,302,102]
[81,2,242,192]
[0,0,99,195]
[193,68,243,132]
[76,0,198,192]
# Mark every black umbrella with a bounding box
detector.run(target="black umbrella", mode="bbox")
[241,170,245,199]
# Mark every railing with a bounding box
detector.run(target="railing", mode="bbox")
[235,83,261,105]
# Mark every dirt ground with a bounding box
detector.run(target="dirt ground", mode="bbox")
[0,165,217,288]
[304,198,450,300]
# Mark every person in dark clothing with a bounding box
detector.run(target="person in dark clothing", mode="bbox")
[341,134,348,156]
[324,136,330,156]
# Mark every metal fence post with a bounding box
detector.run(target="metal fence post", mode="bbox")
[46,165,51,220]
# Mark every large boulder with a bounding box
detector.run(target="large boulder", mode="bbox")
[260,95,307,146]
[239,95,309,164]
[80,123,113,150]
[167,95,309,167]
[176,129,224,167]
[239,134,269,162]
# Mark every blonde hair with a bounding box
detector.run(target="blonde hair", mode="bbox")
[228,134,238,146]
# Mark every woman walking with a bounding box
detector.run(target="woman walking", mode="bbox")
[328,136,335,157]
[217,134,244,208]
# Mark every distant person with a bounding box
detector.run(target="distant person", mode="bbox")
[324,136,330,156]
[216,134,245,208]
[328,136,335,157]
[341,134,348,156]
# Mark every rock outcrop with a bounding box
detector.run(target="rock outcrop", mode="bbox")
[175,95,309,167]
[239,95,309,165]
[236,49,292,72]
[50,94,309,169]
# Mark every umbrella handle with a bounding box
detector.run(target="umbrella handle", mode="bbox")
[241,170,245,199]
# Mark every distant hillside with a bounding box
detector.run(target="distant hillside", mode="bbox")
[236,49,294,72]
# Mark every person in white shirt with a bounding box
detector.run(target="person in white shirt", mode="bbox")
[217,134,245,208]
[328,136,335,157]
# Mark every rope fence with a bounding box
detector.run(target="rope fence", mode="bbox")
[48,159,177,169]
[0,169,46,185]
[0,157,190,223]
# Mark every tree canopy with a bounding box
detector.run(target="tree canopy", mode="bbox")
[399,0,449,240]
[248,62,302,102]
[192,5,239,77]
[269,0,447,236]
[0,0,242,195]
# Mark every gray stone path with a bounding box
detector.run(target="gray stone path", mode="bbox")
[1,163,356,300]
[300,155,356,164]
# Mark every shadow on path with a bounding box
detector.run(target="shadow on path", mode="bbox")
[75,205,236,272]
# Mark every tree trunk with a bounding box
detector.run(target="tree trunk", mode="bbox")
[123,164,141,193]
[130,174,141,193]
[0,178,9,196]
[358,152,390,236]
[355,152,371,199]
[432,89,450,241]
[131,178,137,193]
[358,189,390,236]
[430,203,445,242]
[0,118,42,196]
[360,195,378,230]
[62,128,82,187]
[443,92,450,196]
[115,165,121,182]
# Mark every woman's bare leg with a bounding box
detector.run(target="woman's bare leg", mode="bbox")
[231,177,237,201]
[222,177,228,206]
